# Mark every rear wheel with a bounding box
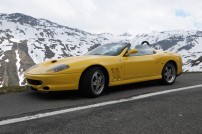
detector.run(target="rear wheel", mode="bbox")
[161,62,177,85]
[80,67,106,97]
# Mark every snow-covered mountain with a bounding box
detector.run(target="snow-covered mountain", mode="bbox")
[0,13,201,87]
[130,30,202,72]
[0,13,131,87]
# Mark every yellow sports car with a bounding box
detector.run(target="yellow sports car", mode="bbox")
[24,41,182,97]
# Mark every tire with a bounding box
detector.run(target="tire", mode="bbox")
[161,62,177,85]
[80,67,107,97]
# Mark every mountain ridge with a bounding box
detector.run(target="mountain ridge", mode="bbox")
[0,13,131,87]
[0,13,202,87]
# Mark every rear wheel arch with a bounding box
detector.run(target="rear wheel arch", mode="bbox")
[161,60,177,85]
[164,60,177,73]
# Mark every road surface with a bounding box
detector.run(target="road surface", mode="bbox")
[0,73,202,134]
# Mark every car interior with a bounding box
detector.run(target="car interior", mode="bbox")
[129,41,156,56]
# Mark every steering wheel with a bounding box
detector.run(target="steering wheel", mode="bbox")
[141,41,151,47]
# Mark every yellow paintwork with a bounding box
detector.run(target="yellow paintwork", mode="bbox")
[24,48,182,92]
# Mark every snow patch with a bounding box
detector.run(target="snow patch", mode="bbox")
[0,81,4,88]
[0,40,13,51]
[10,38,21,43]
[15,50,24,86]
[5,59,9,62]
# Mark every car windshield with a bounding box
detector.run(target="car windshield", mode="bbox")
[87,42,129,56]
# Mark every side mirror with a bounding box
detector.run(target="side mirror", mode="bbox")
[125,49,138,56]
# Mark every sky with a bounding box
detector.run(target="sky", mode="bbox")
[0,0,202,35]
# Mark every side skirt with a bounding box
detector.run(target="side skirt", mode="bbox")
[109,75,162,87]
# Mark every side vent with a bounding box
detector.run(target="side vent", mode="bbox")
[111,68,121,81]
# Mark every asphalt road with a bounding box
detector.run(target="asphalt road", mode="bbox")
[0,73,202,134]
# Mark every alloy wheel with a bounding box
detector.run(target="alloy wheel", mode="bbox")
[91,70,105,95]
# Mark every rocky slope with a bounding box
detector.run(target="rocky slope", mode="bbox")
[0,13,201,87]
[0,13,131,87]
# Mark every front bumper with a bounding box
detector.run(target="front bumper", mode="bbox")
[25,73,81,92]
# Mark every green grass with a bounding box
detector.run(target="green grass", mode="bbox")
[0,86,27,95]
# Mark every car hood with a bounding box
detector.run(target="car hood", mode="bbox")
[55,55,101,63]
[25,55,112,75]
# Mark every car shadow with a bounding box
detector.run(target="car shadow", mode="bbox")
[26,90,81,101]
[104,80,161,95]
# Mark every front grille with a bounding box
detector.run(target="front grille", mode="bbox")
[27,79,42,85]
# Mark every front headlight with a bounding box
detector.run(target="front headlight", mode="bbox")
[47,64,69,72]
[54,64,69,72]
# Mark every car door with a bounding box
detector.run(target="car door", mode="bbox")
[123,51,159,80]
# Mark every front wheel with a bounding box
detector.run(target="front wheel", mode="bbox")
[161,62,177,85]
[80,67,106,97]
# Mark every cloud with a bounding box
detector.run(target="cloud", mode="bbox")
[0,0,202,35]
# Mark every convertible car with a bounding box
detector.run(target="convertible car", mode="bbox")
[24,41,182,97]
